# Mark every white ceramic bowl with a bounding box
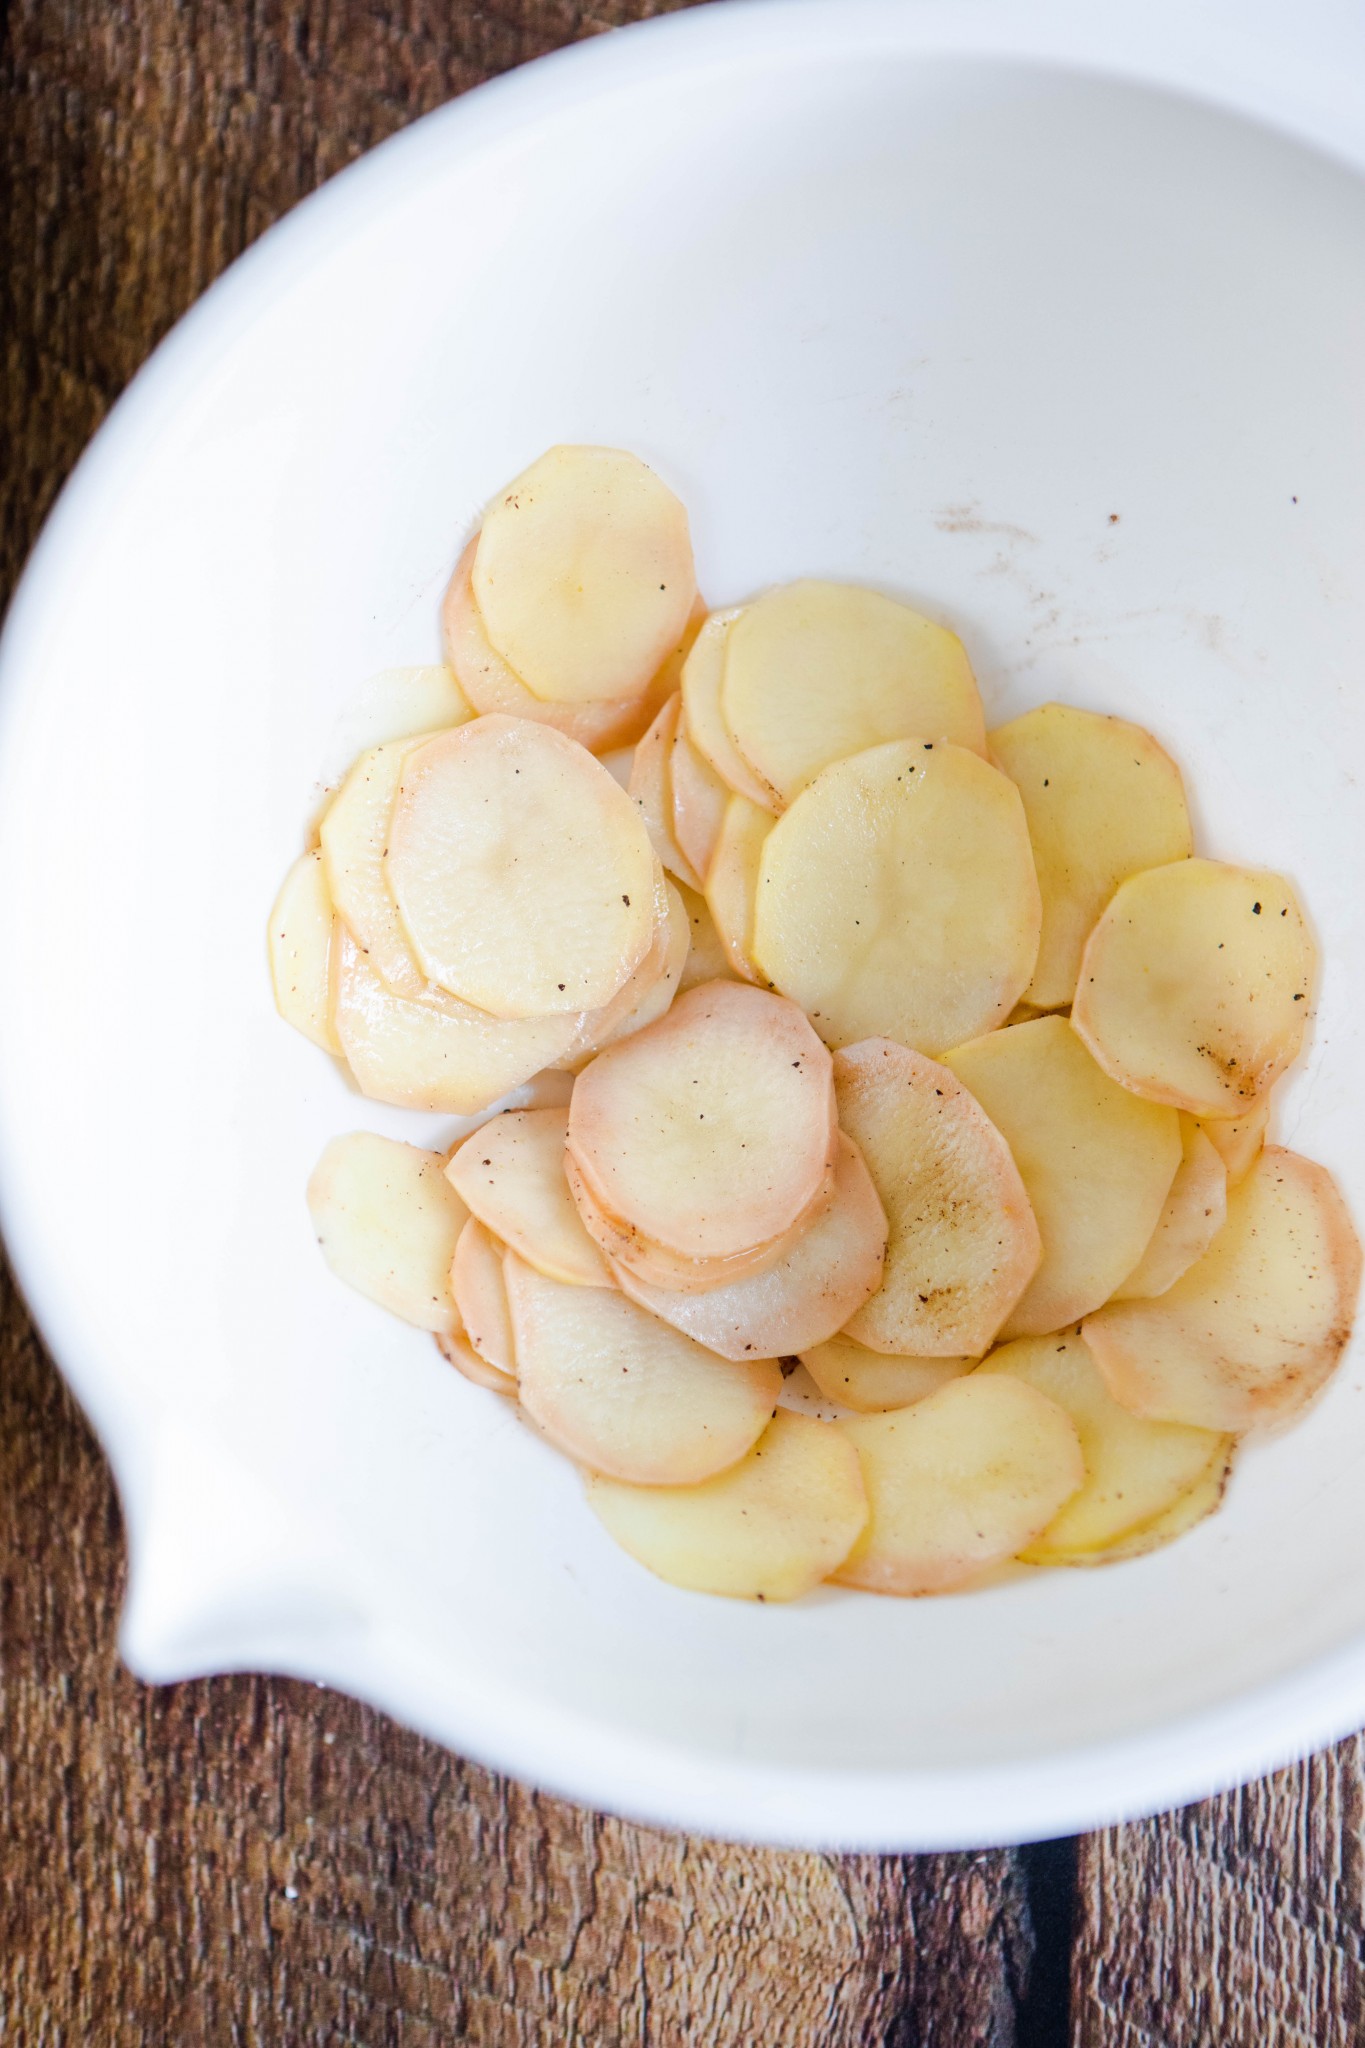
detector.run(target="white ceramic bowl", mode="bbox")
[4,0,1365,1850]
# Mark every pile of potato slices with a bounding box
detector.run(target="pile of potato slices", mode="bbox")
[274,444,1360,1603]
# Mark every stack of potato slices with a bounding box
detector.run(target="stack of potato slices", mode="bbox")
[276,444,1360,1603]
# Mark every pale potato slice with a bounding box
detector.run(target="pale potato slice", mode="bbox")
[1083,1147,1362,1431]
[319,734,436,997]
[1195,1096,1271,1185]
[675,883,734,994]
[447,1108,612,1289]
[333,663,474,759]
[629,695,703,890]
[568,873,687,1065]
[1114,1117,1226,1300]
[833,1376,1083,1594]
[269,849,341,1053]
[704,794,773,984]
[976,1330,1227,1562]
[753,740,1041,1054]
[1083,1442,1233,1563]
[505,1256,781,1484]
[990,703,1193,1009]
[800,1336,971,1413]
[473,446,697,705]
[585,1410,867,1600]
[1072,859,1314,1117]
[331,923,580,1114]
[671,718,730,882]
[436,1330,516,1395]
[568,980,836,1262]
[945,1017,1182,1338]
[387,716,656,1017]
[833,1038,1041,1356]
[450,1219,517,1375]
[307,1133,467,1333]
[722,580,986,806]
[680,609,778,812]
[610,1134,886,1361]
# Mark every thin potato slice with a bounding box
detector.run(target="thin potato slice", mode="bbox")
[610,1134,887,1361]
[436,1330,516,1395]
[447,1108,612,1288]
[800,1336,971,1413]
[387,716,656,1017]
[473,446,697,705]
[1114,1117,1226,1300]
[834,1038,1041,1356]
[450,1219,517,1375]
[704,794,773,984]
[307,1133,467,1333]
[990,703,1193,1009]
[722,580,986,806]
[1072,859,1314,1116]
[320,734,435,997]
[568,980,836,1262]
[675,883,734,993]
[680,610,778,812]
[1083,1147,1362,1431]
[1082,1443,1233,1564]
[976,1330,1227,1562]
[833,1377,1084,1594]
[753,740,1041,1055]
[585,1411,867,1600]
[945,1017,1181,1338]
[671,718,729,882]
[269,849,341,1053]
[1195,1096,1271,1185]
[505,1256,781,1484]
[335,663,474,756]
[569,873,687,1065]
[629,695,703,890]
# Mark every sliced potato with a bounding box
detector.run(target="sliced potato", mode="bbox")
[447,1107,612,1289]
[436,1330,516,1395]
[833,1038,1041,1356]
[990,703,1193,1010]
[671,717,730,882]
[450,1219,517,1375]
[629,694,703,890]
[1082,1442,1233,1563]
[569,872,687,1064]
[976,1329,1227,1562]
[585,1410,867,1600]
[387,716,656,1017]
[800,1336,971,1413]
[269,849,341,1053]
[307,1133,467,1333]
[1083,1147,1362,1431]
[505,1256,781,1483]
[833,1376,1084,1594]
[1195,1096,1271,1185]
[320,735,435,997]
[610,1134,886,1361]
[722,580,985,806]
[704,794,773,984]
[333,663,473,760]
[473,446,697,706]
[945,1017,1181,1338]
[675,882,734,993]
[680,609,778,812]
[753,740,1041,1054]
[1072,858,1314,1117]
[1114,1117,1226,1300]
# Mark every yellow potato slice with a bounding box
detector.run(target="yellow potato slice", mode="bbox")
[568,980,836,1262]
[307,1133,467,1333]
[319,734,438,998]
[447,1107,612,1289]
[451,1218,517,1374]
[1083,1147,1362,1431]
[704,794,773,984]
[800,1336,971,1413]
[629,694,703,890]
[609,1134,887,1361]
[269,849,341,1053]
[1072,858,1314,1117]
[722,580,986,806]
[680,609,778,812]
[387,716,657,1017]
[331,923,580,1114]
[675,884,734,994]
[976,1330,1227,1562]
[585,1410,867,1600]
[505,1256,781,1484]
[945,1017,1181,1338]
[671,717,730,883]
[990,703,1193,1010]
[833,1376,1084,1595]
[1081,1443,1233,1564]
[568,872,687,1065]
[753,740,1041,1054]
[833,1038,1041,1356]
[1196,1096,1271,1185]
[473,446,697,706]
[1113,1117,1226,1300]
[436,1330,516,1395]
[335,664,474,760]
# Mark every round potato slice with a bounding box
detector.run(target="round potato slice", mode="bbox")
[269,849,341,1053]
[505,1256,781,1484]
[945,1017,1181,1339]
[976,1330,1227,1563]
[1083,1147,1362,1431]
[436,1330,516,1396]
[675,883,734,994]
[679,609,778,812]
[833,1038,1041,1356]
[387,716,657,1017]
[609,1134,887,1361]
[989,703,1193,1010]
[1113,1117,1226,1300]
[1082,1443,1233,1564]
[568,980,836,1262]
[671,717,730,883]
[833,1376,1084,1595]
[704,794,773,984]
[473,446,697,706]
[320,734,437,998]
[800,1336,971,1414]
[451,1219,517,1375]
[307,1133,468,1334]
[447,1108,612,1289]
[722,580,986,806]
[629,695,703,890]
[1072,858,1315,1117]
[585,1411,868,1601]
[753,740,1041,1055]
[335,663,473,758]
[1195,1096,1271,1185]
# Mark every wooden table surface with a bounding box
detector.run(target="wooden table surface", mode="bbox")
[2,4,1364,2042]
